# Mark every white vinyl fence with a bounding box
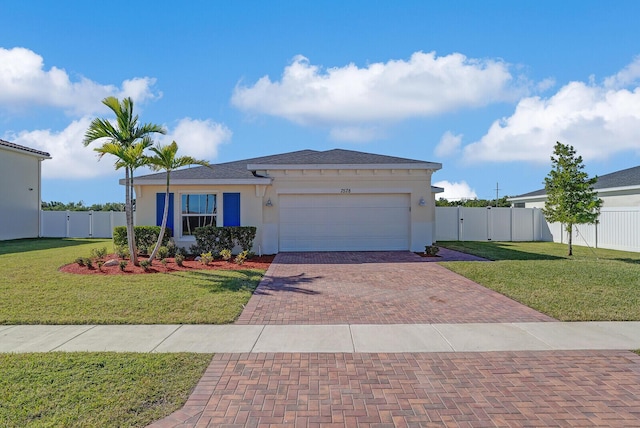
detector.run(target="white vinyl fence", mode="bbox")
[548,207,640,253]
[436,207,552,242]
[436,206,640,253]
[40,211,126,238]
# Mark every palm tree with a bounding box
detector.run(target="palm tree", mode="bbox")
[146,141,210,262]
[83,97,165,265]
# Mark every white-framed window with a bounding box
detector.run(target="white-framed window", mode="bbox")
[181,193,217,236]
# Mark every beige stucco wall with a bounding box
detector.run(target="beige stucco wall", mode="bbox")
[258,168,436,253]
[134,183,265,252]
[0,149,42,240]
[135,167,437,253]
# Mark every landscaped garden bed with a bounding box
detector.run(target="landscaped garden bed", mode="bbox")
[60,254,274,275]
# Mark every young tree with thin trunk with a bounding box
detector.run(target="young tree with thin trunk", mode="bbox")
[146,141,210,263]
[83,97,165,265]
[542,142,602,256]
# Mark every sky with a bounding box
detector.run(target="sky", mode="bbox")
[2,1,640,204]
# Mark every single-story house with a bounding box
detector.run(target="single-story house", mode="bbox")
[0,139,51,240]
[132,149,442,253]
[509,165,640,208]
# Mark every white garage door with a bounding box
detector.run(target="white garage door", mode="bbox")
[279,194,410,251]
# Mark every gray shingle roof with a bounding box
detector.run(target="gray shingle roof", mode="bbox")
[136,149,439,181]
[512,165,640,199]
[0,139,51,158]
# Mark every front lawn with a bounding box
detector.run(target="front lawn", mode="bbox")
[438,241,640,321]
[0,352,211,427]
[0,238,265,324]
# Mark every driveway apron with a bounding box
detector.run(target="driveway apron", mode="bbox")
[150,251,640,427]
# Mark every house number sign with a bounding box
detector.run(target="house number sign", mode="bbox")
[340,188,351,193]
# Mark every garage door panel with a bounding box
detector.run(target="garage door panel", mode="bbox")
[279,194,410,252]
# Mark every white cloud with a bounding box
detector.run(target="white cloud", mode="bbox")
[159,118,232,161]
[5,117,232,179]
[462,60,640,164]
[232,52,525,141]
[433,180,478,201]
[0,47,159,115]
[434,131,463,157]
[6,117,117,179]
[604,56,640,89]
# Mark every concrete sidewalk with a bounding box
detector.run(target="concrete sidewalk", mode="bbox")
[2,321,640,353]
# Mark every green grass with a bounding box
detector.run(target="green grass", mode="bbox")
[438,241,640,321]
[0,238,265,324]
[0,352,211,427]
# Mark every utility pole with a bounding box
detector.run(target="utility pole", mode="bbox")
[495,182,500,207]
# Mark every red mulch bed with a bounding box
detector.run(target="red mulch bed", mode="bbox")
[59,255,275,275]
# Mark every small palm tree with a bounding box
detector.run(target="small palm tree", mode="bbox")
[146,141,210,262]
[83,97,165,265]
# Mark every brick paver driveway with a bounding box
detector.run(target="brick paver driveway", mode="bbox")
[236,251,553,324]
[151,251,640,427]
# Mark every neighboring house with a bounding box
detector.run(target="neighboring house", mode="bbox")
[133,149,442,253]
[0,139,51,240]
[509,165,640,208]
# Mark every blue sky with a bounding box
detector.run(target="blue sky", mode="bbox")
[2,1,640,204]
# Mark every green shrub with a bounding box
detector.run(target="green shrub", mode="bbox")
[118,260,127,271]
[96,260,105,271]
[219,249,232,261]
[425,245,440,256]
[192,226,256,254]
[139,259,152,271]
[199,252,214,266]
[114,245,129,259]
[157,246,169,260]
[232,227,257,252]
[90,247,108,260]
[75,257,85,267]
[166,240,178,257]
[137,245,148,256]
[175,253,185,267]
[113,226,172,252]
[85,258,93,269]
[234,250,248,265]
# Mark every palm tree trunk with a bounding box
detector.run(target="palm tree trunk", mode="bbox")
[149,173,170,262]
[125,167,139,265]
[567,223,573,256]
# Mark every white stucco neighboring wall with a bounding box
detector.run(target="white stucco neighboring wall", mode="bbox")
[0,147,47,240]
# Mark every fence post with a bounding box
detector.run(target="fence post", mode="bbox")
[458,206,463,241]
[66,210,70,238]
[89,210,93,238]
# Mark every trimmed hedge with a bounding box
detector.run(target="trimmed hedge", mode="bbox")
[113,226,172,252]
[191,226,257,255]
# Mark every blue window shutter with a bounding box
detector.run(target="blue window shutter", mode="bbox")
[223,193,241,226]
[156,193,174,235]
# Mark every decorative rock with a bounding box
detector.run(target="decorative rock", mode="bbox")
[104,259,120,267]
[194,256,201,261]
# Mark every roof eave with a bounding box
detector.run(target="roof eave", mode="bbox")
[247,162,443,171]
[126,178,273,186]
[0,145,51,159]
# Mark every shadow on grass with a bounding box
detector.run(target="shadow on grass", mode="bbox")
[612,258,640,265]
[0,238,101,256]
[437,241,565,261]
[171,269,264,293]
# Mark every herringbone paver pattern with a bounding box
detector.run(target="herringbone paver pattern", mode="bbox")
[236,252,554,324]
[150,351,640,427]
